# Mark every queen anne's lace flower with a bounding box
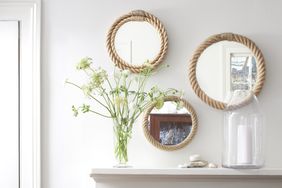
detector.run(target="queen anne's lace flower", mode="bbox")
[76,57,92,70]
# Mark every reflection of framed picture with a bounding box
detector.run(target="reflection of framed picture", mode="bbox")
[222,45,256,98]
[149,113,192,145]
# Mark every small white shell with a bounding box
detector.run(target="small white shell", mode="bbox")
[189,154,202,162]
[208,163,218,168]
[178,163,189,168]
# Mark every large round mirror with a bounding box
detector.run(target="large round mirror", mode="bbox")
[197,41,257,103]
[115,22,161,66]
[107,10,168,73]
[143,96,198,151]
[189,33,266,110]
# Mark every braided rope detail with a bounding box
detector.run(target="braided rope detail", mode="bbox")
[106,10,168,73]
[188,33,266,110]
[142,96,198,151]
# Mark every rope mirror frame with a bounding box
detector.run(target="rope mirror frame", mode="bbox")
[142,96,198,151]
[106,10,168,73]
[188,33,266,110]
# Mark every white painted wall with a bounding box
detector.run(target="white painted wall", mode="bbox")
[41,0,282,188]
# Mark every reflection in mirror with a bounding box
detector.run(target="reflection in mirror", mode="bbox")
[196,41,257,102]
[147,101,192,146]
[114,22,161,65]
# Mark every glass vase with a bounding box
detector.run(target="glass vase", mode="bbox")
[113,119,132,168]
[222,90,264,169]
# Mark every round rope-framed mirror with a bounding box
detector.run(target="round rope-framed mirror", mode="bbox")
[106,10,168,73]
[142,96,198,151]
[188,33,266,110]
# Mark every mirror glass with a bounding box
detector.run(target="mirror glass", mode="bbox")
[114,21,161,65]
[196,41,257,102]
[146,101,192,146]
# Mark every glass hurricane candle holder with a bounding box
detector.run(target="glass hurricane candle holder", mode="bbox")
[222,90,264,169]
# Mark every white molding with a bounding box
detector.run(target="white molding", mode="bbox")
[0,1,41,188]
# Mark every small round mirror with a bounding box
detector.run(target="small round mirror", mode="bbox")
[115,22,161,66]
[107,10,168,73]
[143,96,198,151]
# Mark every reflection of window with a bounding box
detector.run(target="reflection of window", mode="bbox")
[223,45,254,100]
[149,114,192,145]
[230,53,257,92]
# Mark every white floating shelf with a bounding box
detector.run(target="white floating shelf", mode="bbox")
[91,168,282,188]
[91,168,282,181]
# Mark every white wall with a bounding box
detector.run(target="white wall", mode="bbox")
[41,0,282,188]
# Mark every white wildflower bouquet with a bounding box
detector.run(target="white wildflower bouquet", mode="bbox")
[66,57,180,165]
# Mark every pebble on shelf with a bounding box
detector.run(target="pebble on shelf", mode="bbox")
[178,154,218,168]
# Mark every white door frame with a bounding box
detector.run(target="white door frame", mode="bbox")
[0,1,41,188]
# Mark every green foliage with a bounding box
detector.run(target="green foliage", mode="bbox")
[72,105,78,117]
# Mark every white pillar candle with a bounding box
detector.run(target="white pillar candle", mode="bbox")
[237,125,252,164]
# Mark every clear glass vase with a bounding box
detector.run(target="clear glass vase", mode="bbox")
[113,119,132,168]
[222,90,264,169]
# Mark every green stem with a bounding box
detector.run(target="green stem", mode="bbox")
[66,81,111,113]
[103,91,116,116]
[113,120,131,164]
[89,110,112,118]
[88,94,112,114]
